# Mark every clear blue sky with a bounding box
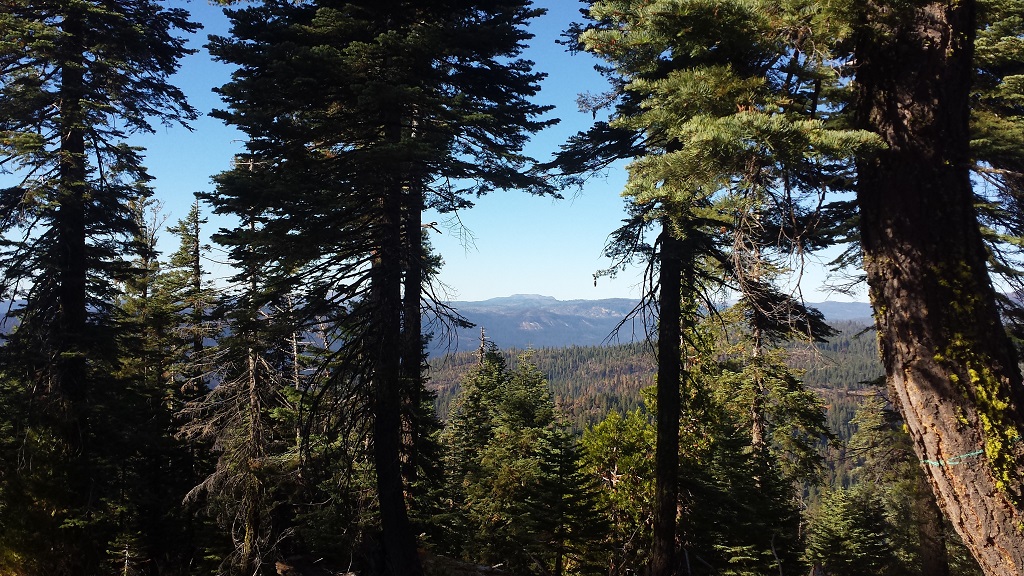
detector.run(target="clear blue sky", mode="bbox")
[130,1,866,303]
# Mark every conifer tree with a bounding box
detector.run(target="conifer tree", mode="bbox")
[205,2,554,572]
[563,0,1024,571]
[522,427,611,576]
[581,409,657,576]
[0,1,197,571]
[848,394,954,576]
[159,197,219,393]
[804,485,902,576]
[438,347,565,573]
[179,225,300,574]
[850,0,1024,570]
[554,2,877,573]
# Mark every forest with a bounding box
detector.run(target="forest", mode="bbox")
[1,0,1023,575]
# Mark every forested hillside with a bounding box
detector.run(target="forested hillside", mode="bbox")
[428,319,883,432]
[429,342,656,426]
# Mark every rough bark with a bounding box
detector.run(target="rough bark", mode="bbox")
[854,1,1024,573]
[652,221,683,576]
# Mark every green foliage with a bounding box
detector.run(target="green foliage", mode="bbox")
[581,409,657,576]
[522,427,611,576]
[842,394,984,576]
[204,4,558,570]
[805,485,902,576]
[435,347,570,573]
[0,0,198,570]
[710,305,836,484]
[430,343,656,429]
[674,359,809,576]
[3,0,1021,572]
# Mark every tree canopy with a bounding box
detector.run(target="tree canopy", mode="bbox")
[2,0,1023,574]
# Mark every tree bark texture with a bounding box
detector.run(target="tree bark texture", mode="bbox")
[652,221,683,576]
[854,1,1024,573]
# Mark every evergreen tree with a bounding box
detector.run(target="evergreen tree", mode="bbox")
[179,272,300,574]
[204,2,555,572]
[159,197,219,394]
[434,344,509,556]
[552,2,878,571]
[0,1,197,572]
[109,199,212,574]
[437,346,564,574]
[804,485,902,576]
[563,0,1024,571]
[580,409,657,576]
[522,427,610,576]
[711,304,835,485]
[847,393,984,576]
[674,351,807,576]
[850,0,1024,569]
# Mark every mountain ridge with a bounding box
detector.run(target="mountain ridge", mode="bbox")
[428,295,872,355]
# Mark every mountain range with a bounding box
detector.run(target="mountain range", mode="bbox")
[426,294,873,355]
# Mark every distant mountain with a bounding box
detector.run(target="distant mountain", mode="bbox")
[426,294,873,355]
[427,294,646,354]
[810,301,873,322]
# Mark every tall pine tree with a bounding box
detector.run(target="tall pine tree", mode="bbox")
[554,2,877,573]
[851,0,1024,570]
[204,2,554,573]
[0,1,198,572]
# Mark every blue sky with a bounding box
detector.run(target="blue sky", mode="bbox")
[118,1,866,302]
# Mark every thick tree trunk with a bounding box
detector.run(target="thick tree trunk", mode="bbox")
[372,172,424,576]
[854,1,1024,573]
[652,221,683,576]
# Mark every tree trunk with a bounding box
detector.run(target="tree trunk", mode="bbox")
[400,179,424,487]
[57,6,88,411]
[189,200,205,358]
[652,220,683,576]
[372,167,424,576]
[56,11,91,576]
[854,1,1024,573]
[749,327,767,456]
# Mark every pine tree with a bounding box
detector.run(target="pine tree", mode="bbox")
[0,1,197,572]
[551,2,880,571]
[580,409,657,576]
[847,392,988,576]
[109,198,204,574]
[159,197,219,394]
[204,2,555,573]
[805,485,901,576]
[563,0,1024,571]
[438,347,565,573]
[522,427,611,576]
[851,0,1024,570]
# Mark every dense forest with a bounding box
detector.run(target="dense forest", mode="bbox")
[2,0,1023,575]
[428,320,884,430]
